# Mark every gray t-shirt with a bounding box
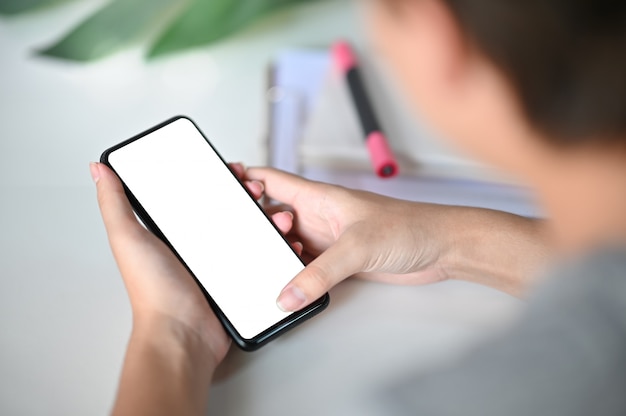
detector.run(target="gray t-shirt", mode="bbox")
[383,246,626,415]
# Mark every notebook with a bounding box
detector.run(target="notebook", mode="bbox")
[266,47,541,217]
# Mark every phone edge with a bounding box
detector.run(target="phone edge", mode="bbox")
[99,115,330,352]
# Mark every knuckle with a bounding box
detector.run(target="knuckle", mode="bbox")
[301,263,332,295]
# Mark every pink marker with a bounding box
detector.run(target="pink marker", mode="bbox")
[332,40,398,178]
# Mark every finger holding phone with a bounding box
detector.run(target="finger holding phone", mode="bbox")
[246,167,548,308]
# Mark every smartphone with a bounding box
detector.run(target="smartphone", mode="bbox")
[100,116,329,351]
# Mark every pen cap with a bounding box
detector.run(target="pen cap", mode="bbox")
[332,40,357,74]
[366,132,398,178]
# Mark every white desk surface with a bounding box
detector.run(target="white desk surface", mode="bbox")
[0,1,523,414]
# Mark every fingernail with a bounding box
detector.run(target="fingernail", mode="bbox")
[277,285,306,312]
[284,211,293,220]
[292,241,303,255]
[89,162,100,183]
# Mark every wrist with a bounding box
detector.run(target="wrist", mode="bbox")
[438,207,551,296]
[132,312,223,372]
[112,313,220,416]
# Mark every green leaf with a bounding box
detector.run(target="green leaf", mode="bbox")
[148,0,315,58]
[38,0,186,61]
[0,0,75,15]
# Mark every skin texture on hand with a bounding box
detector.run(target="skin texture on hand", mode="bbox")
[246,167,551,311]
[246,167,452,311]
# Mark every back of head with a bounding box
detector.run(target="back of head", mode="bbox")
[439,0,626,144]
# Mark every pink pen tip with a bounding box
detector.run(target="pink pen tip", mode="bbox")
[332,40,357,74]
[366,131,399,178]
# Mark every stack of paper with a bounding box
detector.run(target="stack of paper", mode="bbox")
[267,47,541,217]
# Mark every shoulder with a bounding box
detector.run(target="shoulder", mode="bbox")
[378,245,626,416]
[530,245,626,318]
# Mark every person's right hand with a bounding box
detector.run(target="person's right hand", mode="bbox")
[245,167,455,312]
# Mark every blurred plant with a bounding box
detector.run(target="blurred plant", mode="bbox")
[0,0,319,61]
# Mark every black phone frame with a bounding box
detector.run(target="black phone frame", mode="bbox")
[100,115,329,351]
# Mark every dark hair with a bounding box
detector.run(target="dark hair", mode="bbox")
[396,0,626,144]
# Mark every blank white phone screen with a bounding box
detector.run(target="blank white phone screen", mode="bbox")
[108,118,302,339]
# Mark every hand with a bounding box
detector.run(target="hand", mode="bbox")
[91,162,302,365]
[91,162,232,365]
[244,167,453,312]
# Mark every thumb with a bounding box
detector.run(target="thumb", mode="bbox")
[276,227,367,312]
[91,162,144,241]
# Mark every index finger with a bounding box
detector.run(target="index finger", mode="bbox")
[246,167,313,206]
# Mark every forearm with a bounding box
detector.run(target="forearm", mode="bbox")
[440,206,552,296]
[112,316,217,416]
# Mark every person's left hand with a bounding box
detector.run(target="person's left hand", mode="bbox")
[91,162,232,364]
[92,161,301,366]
